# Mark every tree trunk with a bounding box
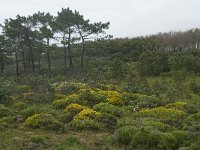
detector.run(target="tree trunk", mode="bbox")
[80,37,85,69]
[63,36,67,69]
[46,38,51,71]
[0,50,4,74]
[20,42,26,73]
[68,27,73,68]
[38,53,41,73]
[15,49,19,76]
[25,30,35,73]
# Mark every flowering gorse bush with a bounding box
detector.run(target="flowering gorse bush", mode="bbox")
[74,109,101,120]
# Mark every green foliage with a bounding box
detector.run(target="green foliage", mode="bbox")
[73,109,101,121]
[12,102,27,111]
[30,135,46,144]
[52,94,79,109]
[169,50,200,73]
[116,126,139,145]
[54,82,86,95]
[24,113,64,131]
[93,102,123,117]
[95,112,117,129]
[138,50,170,76]
[78,89,106,106]
[15,85,31,94]
[23,76,55,103]
[137,106,187,125]
[0,104,12,118]
[64,103,88,114]
[69,119,102,131]
[56,135,86,150]
[135,94,164,108]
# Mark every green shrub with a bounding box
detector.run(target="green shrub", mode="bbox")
[0,104,12,118]
[137,106,186,125]
[93,102,123,117]
[12,102,27,111]
[165,102,187,110]
[78,89,106,106]
[136,94,164,108]
[131,130,178,150]
[15,85,31,94]
[58,112,75,123]
[95,112,117,129]
[54,82,86,95]
[0,116,15,125]
[64,103,88,114]
[53,94,79,109]
[121,92,138,105]
[24,113,64,131]
[56,135,86,150]
[136,119,174,132]
[69,119,102,131]
[187,139,200,150]
[30,135,46,144]
[0,87,11,104]
[171,130,190,147]
[73,109,101,121]
[116,126,139,145]
[20,105,41,119]
[24,76,55,103]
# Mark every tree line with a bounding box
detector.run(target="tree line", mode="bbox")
[0,8,110,76]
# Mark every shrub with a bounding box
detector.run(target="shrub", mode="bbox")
[116,126,139,145]
[0,87,10,104]
[53,94,79,109]
[0,116,15,125]
[78,89,106,106]
[69,119,102,131]
[56,135,86,150]
[165,102,187,110]
[0,104,12,118]
[30,135,46,144]
[138,119,174,132]
[24,113,63,131]
[137,107,186,125]
[15,85,31,94]
[105,91,124,106]
[183,112,200,135]
[95,112,117,129]
[20,105,41,119]
[54,82,86,95]
[136,94,164,108]
[64,103,88,114]
[24,76,55,103]
[121,92,138,105]
[12,102,27,111]
[74,109,101,120]
[187,139,200,150]
[93,102,123,117]
[131,130,178,150]
[171,130,190,148]
[58,112,75,123]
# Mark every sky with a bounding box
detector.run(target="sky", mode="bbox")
[0,0,200,38]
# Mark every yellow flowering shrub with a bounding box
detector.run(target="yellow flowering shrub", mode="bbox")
[24,113,63,131]
[138,107,186,123]
[104,91,124,106]
[53,94,79,109]
[53,82,87,95]
[165,102,187,110]
[78,89,106,106]
[64,103,88,113]
[74,109,101,120]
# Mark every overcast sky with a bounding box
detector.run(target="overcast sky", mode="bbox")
[0,0,200,38]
